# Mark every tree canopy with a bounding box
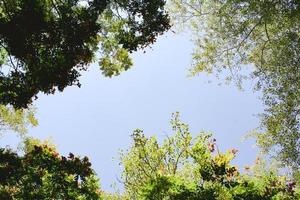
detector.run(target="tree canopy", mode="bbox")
[0,0,170,108]
[0,105,37,136]
[167,0,300,171]
[0,137,102,200]
[0,114,299,200]
[118,113,299,200]
[1,0,300,199]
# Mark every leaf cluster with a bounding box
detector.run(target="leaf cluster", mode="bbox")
[0,0,170,108]
[0,105,37,136]
[120,113,299,200]
[0,140,102,200]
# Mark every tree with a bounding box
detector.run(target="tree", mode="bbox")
[0,0,170,108]
[119,113,299,199]
[119,112,199,199]
[167,0,300,170]
[0,105,37,136]
[0,137,102,200]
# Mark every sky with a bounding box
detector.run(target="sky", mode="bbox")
[0,31,263,191]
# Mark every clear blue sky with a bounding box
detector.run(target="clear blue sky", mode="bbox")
[1,32,263,191]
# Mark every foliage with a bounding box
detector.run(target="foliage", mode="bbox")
[102,192,129,200]
[0,138,102,200]
[120,113,299,199]
[0,0,170,108]
[0,105,37,136]
[120,112,200,199]
[167,0,300,170]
